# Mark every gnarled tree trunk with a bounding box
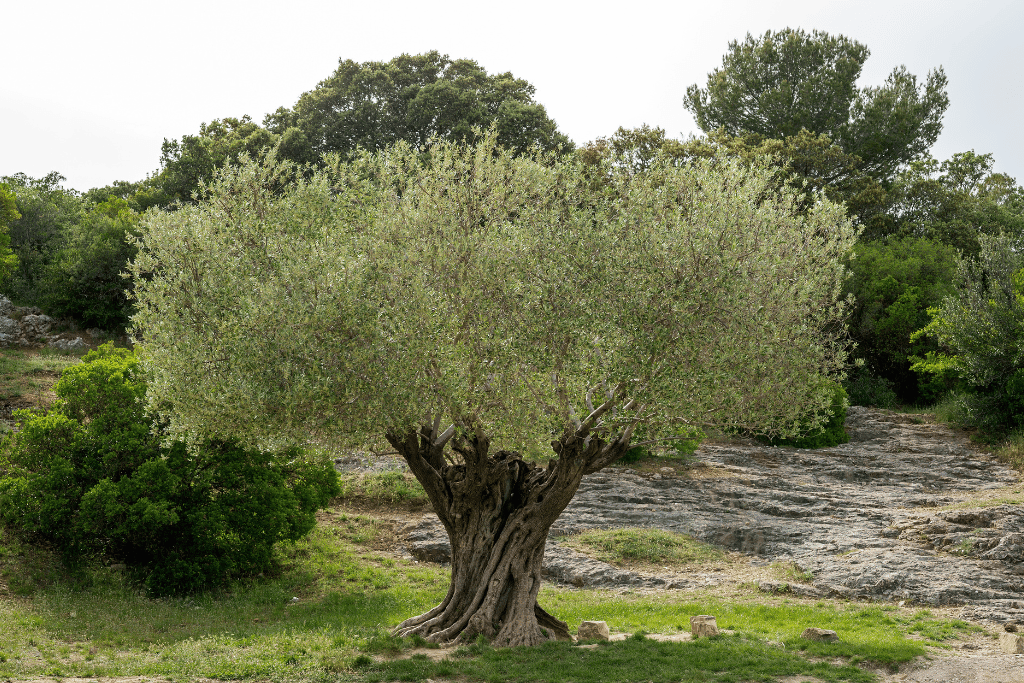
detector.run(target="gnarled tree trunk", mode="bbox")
[386,422,629,647]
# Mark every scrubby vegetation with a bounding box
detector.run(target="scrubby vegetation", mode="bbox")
[0,344,339,595]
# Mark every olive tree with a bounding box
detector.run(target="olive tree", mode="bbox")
[130,136,855,647]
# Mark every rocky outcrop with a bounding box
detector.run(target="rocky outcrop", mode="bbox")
[394,407,1024,623]
[0,295,87,352]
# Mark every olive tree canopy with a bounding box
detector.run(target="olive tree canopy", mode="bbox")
[131,135,855,646]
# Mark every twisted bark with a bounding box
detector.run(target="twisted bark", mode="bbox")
[386,421,630,647]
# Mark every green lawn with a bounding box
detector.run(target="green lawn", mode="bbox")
[0,511,980,682]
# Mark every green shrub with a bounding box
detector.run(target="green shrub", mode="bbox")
[0,343,339,595]
[761,381,849,449]
[913,234,1024,437]
[41,196,140,330]
[843,237,958,403]
[843,367,899,408]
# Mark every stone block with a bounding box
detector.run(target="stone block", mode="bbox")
[801,627,839,642]
[690,615,719,638]
[999,632,1024,654]
[577,620,610,641]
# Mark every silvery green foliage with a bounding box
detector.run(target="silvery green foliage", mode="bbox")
[130,136,855,456]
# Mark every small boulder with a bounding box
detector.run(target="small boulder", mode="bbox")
[577,620,610,641]
[690,615,719,638]
[801,627,839,642]
[49,337,88,353]
[999,632,1024,654]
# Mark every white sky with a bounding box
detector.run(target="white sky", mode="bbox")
[2,0,1021,192]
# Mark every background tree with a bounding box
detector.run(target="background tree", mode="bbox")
[871,151,1024,253]
[155,116,279,205]
[843,237,959,405]
[0,183,19,288]
[684,28,948,181]
[147,52,572,207]
[131,137,855,647]
[914,233,1024,435]
[42,195,141,329]
[283,51,571,161]
[0,172,84,305]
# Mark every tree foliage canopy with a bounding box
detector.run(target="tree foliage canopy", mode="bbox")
[844,237,959,403]
[914,234,1024,434]
[132,135,854,457]
[282,51,571,160]
[684,28,949,180]
[0,183,20,288]
[872,151,1024,254]
[146,52,571,207]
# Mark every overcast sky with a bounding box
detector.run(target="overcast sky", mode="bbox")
[2,0,1020,192]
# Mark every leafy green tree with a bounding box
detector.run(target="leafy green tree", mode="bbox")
[42,196,141,329]
[0,344,339,595]
[0,172,85,305]
[684,28,949,180]
[844,237,959,404]
[284,51,572,160]
[1,174,141,327]
[131,136,855,646]
[913,234,1024,435]
[873,151,1024,254]
[0,183,20,289]
[150,52,571,206]
[155,116,278,205]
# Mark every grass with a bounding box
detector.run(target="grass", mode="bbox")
[338,471,428,505]
[367,633,876,683]
[771,560,815,583]
[0,519,450,681]
[0,348,81,429]
[562,527,726,569]
[362,596,979,682]
[0,512,980,682]
[993,430,1024,473]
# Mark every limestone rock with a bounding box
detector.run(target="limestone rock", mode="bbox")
[402,519,451,564]
[801,627,839,642]
[999,632,1024,654]
[577,620,610,641]
[397,407,1024,622]
[690,615,719,638]
[49,337,87,353]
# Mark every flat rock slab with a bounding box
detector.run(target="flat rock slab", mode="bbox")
[899,655,1024,682]
[401,407,1024,622]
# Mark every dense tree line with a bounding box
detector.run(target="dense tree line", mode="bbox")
[2,38,1023,437]
[0,51,571,328]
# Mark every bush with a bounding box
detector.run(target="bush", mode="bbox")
[844,237,958,404]
[761,381,849,449]
[41,196,140,330]
[0,344,339,595]
[913,234,1024,437]
[843,367,899,408]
